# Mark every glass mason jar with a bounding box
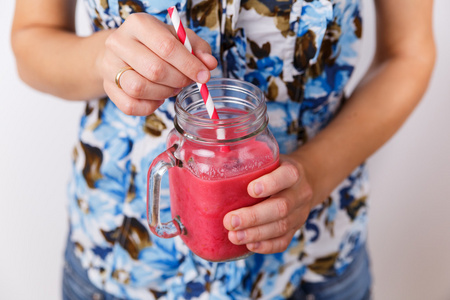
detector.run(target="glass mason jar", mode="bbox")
[147,78,279,262]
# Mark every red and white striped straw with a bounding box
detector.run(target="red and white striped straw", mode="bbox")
[167,6,220,121]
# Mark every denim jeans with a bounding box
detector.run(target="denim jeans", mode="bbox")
[62,239,371,300]
[62,240,123,300]
[288,246,372,300]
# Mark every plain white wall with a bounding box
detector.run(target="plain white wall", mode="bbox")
[363,1,450,299]
[1,1,449,299]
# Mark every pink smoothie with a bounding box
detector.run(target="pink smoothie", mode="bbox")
[169,139,279,262]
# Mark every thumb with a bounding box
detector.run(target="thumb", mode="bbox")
[187,30,218,70]
[195,51,218,71]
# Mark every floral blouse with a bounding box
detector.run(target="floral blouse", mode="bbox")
[69,0,369,298]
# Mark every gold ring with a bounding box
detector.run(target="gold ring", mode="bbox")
[115,66,133,89]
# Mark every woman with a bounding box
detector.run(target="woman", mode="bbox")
[11,0,435,299]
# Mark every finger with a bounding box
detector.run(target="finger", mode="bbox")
[129,13,212,83]
[186,28,218,70]
[116,68,182,100]
[246,229,297,254]
[247,160,300,198]
[227,209,300,245]
[104,80,165,116]
[223,196,292,231]
[194,51,218,70]
[105,52,182,100]
[106,30,193,89]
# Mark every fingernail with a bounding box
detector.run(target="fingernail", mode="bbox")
[197,70,209,83]
[250,242,260,250]
[198,52,215,60]
[196,50,212,56]
[172,88,182,96]
[236,231,245,242]
[231,215,241,229]
[254,182,263,196]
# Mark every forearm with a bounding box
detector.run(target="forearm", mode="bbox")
[11,27,112,100]
[292,51,436,206]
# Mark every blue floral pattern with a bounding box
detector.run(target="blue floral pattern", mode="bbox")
[69,0,369,298]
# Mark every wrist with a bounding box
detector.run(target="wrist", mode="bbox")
[289,146,331,207]
[93,30,115,92]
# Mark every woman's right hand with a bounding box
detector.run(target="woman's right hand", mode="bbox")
[100,13,218,116]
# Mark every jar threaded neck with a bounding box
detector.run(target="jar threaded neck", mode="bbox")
[175,78,267,143]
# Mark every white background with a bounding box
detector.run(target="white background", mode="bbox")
[1,1,449,299]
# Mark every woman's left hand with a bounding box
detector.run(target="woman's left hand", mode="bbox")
[223,155,314,254]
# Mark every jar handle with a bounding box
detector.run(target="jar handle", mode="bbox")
[147,144,185,238]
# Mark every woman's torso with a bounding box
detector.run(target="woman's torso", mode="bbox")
[68,0,369,298]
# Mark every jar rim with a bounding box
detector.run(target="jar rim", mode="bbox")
[175,78,266,126]
[174,78,268,143]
